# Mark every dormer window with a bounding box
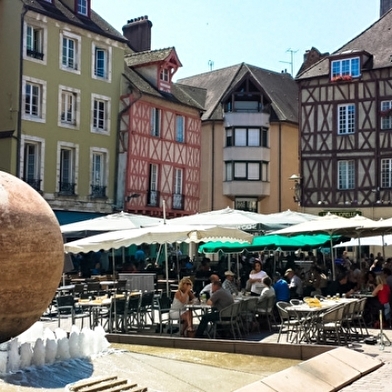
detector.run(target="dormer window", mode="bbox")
[160,68,170,82]
[331,57,360,81]
[223,78,263,113]
[77,0,90,17]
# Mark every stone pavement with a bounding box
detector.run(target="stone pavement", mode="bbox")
[40,314,392,392]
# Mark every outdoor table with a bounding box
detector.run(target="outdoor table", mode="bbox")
[185,302,211,322]
[78,294,125,328]
[57,284,75,295]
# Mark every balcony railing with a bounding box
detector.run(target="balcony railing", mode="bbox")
[59,181,75,196]
[27,49,44,60]
[147,190,160,207]
[23,178,41,192]
[172,193,184,210]
[90,184,106,198]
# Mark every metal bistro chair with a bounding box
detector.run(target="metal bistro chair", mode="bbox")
[212,302,242,339]
[240,297,259,335]
[316,304,347,345]
[108,294,128,333]
[157,296,172,334]
[56,295,90,329]
[138,291,155,330]
[255,295,277,331]
[126,292,142,331]
[276,301,301,343]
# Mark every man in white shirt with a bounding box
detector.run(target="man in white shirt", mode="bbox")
[199,274,220,299]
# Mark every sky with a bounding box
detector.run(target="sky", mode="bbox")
[93,0,381,81]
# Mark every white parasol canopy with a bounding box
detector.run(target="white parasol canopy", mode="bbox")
[167,207,312,231]
[60,211,163,237]
[270,212,373,279]
[334,234,392,248]
[64,224,253,254]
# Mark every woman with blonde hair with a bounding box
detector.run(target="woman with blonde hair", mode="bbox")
[169,277,195,336]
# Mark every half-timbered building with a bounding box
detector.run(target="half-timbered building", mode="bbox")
[117,17,205,218]
[296,9,392,220]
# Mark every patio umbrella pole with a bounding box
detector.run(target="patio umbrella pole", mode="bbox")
[163,200,170,296]
[112,248,117,331]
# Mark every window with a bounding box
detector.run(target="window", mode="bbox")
[173,168,183,210]
[225,162,262,181]
[148,164,159,206]
[26,24,44,60]
[59,148,76,195]
[338,104,355,134]
[151,108,160,137]
[331,57,360,79]
[381,159,392,188]
[92,43,111,81]
[60,32,81,72]
[77,0,89,16]
[23,77,46,122]
[225,128,264,147]
[91,94,111,133]
[160,68,169,82]
[176,115,184,142]
[381,101,392,130]
[90,150,107,198]
[338,160,355,190]
[223,78,263,113]
[235,199,257,212]
[59,86,80,127]
[262,128,269,147]
[23,141,42,191]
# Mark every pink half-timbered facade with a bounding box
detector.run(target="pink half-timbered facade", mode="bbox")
[117,44,205,218]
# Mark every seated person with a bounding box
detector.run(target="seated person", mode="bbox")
[285,268,303,299]
[195,281,234,338]
[199,274,220,299]
[222,270,238,295]
[363,270,377,291]
[273,272,290,302]
[169,277,196,337]
[259,276,275,300]
[327,271,356,297]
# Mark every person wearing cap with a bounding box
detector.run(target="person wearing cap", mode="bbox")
[198,274,220,299]
[222,270,238,295]
[285,268,303,299]
[248,259,268,296]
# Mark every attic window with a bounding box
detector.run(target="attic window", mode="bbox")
[331,57,360,81]
[389,55,392,63]
[160,68,170,82]
[77,0,90,17]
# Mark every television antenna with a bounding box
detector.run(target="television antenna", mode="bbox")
[279,48,298,76]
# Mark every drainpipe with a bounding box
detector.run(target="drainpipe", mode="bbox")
[113,73,142,210]
[16,6,28,177]
[278,121,282,211]
[211,121,215,211]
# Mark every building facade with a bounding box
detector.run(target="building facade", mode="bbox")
[115,18,205,218]
[178,63,299,214]
[296,8,392,220]
[0,0,128,223]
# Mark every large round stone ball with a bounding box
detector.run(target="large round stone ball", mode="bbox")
[0,171,64,343]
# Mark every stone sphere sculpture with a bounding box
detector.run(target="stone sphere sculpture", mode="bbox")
[0,171,64,343]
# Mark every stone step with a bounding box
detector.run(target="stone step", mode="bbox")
[66,376,147,392]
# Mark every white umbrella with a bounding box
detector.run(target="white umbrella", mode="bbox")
[333,234,392,248]
[270,212,369,279]
[64,224,253,254]
[60,211,163,237]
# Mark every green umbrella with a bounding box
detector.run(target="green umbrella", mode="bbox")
[198,233,341,253]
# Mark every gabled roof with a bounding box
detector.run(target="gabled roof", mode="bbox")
[123,66,205,112]
[21,0,126,42]
[177,63,298,123]
[297,9,392,80]
[124,47,179,68]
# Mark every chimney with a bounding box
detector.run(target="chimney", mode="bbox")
[380,0,392,17]
[122,16,152,52]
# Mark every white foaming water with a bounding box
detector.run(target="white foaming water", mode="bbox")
[0,322,110,376]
